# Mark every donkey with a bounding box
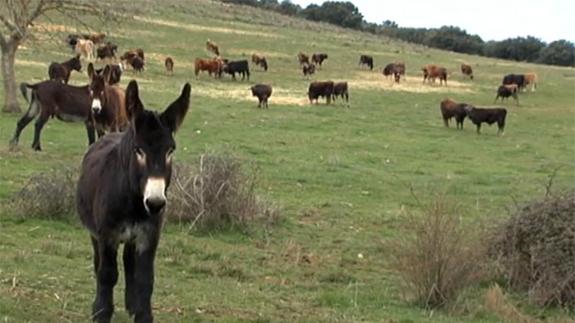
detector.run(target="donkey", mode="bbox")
[48,55,82,84]
[87,63,129,137]
[77,80,191,323]
[10,80,95,151]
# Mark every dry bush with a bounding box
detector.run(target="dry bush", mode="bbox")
[7,167,77,221]
[167,152,281,232]
[389,196,485,309]
[484,284,537,323]
[489,190,575,309]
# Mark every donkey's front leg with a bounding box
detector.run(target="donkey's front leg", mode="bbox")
[132,233,160,323]
[92,241,118,323]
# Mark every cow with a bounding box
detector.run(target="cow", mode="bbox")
[48,55,82,84]
[75,39,94,61]
[332,82,349,104]
[194,58,223,78]
[297,52,309,65]
[524,72,537,92]
[495,84,519,105]
[440,98,468,129]
[308,81,334,104]
[461,63,473,80]
[250,84,272,109]
[422,64,447,85]
[251,54,268,71]
[222,60,250,81]
[165,57,174,75]
[359,55,373,70]
[206,39,220,56]
[96,42,118,61]
[502,74,526,91]
[311,53,328,68]
[302,63,316,76]
[84,32,107,45]
[126,56,145,72]
[464,105,507,135]
[383,63,404,83]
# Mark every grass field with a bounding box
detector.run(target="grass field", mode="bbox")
[1,0,574,322]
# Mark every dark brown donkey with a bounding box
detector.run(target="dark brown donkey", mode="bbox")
[77,80,191,323]
[10,80,95,151]
[87,63,129,137]
[48,55,82,84]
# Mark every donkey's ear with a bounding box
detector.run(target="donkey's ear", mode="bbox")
[103,65,112,84]
[87,63,95,80]
[126,80,144,119]
[160,83,191,133]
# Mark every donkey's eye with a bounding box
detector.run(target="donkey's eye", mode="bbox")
[166,147,175,159]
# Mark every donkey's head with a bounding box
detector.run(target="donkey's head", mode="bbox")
[87,63,108,114]
[125,80,191,216]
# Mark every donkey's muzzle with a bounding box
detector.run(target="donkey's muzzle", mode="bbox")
[145,197,166,215]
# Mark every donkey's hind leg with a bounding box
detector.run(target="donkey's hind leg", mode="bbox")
[31,112,49,151]
[10,96,40,148]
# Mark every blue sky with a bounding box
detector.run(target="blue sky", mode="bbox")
[290,0,574,43]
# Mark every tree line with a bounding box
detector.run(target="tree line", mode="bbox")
[221,0,575,67]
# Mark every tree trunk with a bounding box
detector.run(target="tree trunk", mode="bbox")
[1,41,21,113]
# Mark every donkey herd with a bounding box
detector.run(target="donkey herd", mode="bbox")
[7,29,541,322]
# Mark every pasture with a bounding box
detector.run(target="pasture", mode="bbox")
[1,0,574,321]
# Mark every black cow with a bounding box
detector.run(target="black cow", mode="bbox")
[359,55,373,70]
[251,84,272,109]
[303,63,316,76]
[96,42,118,61]
[311,53,328,68]
[464,105,507,135]
[502,74,526,91]
[332,82,349,104]
[308,81,334,104]
[222,60,250,80]
[495,84,519,105]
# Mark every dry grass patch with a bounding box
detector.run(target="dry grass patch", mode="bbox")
[15,59,46,68]
[195,84,307,106]
[349,71,475,93]
[484,284,538,323]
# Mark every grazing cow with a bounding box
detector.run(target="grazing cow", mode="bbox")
[464,105,507,135]
[206,39,220,56]
[77,80,191,323]
[308,81,334,104]
[87,63,128,137]
[165,57,174,75]
[95,64,123,86]
[524,72,537,92]
[332,82,349,104]
[48,55,82,84]
[251,54,268,71]
[10,80,95,151]
[222,60,250,81]
[126,56,145,72]
[502,74,526,91]
[495,84,519,105]
[422,64,447,85]
[440,98,468,129]
[311,53,328,68]
[121,49,145,64]
[297,52,310,65]
[96,42,118,61]
[75,39,95,61]
[383,62,404,83]
[302,63,316,76]
[251,84,272,109]
[194,58,223,78]
[359,55,374,70]
[461,63,473,80]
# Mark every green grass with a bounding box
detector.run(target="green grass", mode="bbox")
[1,0,574,321]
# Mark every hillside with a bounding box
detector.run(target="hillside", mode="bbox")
[0,0,574,322]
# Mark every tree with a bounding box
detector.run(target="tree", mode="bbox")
[0,0,103,113]
[538,40,575,67]
[301,1,363,30]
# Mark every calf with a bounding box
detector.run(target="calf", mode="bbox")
[48,55,82,84]
[495,84,519,105]
[359,55,374,70]
[440,98,468,129]
[332,82,349,104]
[464,105,507,135]
[96,42,118,61]
[251,54,268,71]
[308,81,334,104]
[297,52,309,65]
[311,53,328,68]
[251,84,272,109]
[302,63,316,76]
[461,63,473,80]
[165,57,174,75]
[222,60,250,81]
[422,64,447,85]
[383,62,405,83]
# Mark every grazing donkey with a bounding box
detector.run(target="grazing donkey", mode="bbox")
[77,80,191,323]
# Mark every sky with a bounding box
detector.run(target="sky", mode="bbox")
[290,0,575,43]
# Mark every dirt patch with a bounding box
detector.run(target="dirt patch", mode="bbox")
[133,16,279,38]
[226,48,291,59]
[349,71,475,93]
[31,23,77,33]
[15,59,46,68]
[195,84,306,106]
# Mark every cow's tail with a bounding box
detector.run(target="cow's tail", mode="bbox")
[20,82,34,103]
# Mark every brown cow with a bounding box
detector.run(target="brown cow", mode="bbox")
[251,54,268,71]
[383,62,405,83]
[251,84,272,108]
[302,63,315,76]
[422,64,447,85]
[207,39,220,56]
[194,57,223,78]
[524,72,537,92]
[75,39,94,60]
[440,98,468,129]
[84,32,106,44]
[311,53,328,68]
[308,81,334,104]
[298,52,310,65]
[165,57,174,75]
[461,63,473,80]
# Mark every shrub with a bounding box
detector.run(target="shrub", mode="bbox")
[7,167,77,221]
[167,152,280,232]
[489,190,575,309]
[389,196,484,309]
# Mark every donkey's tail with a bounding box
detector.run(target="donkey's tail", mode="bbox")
[20,82,33,102]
